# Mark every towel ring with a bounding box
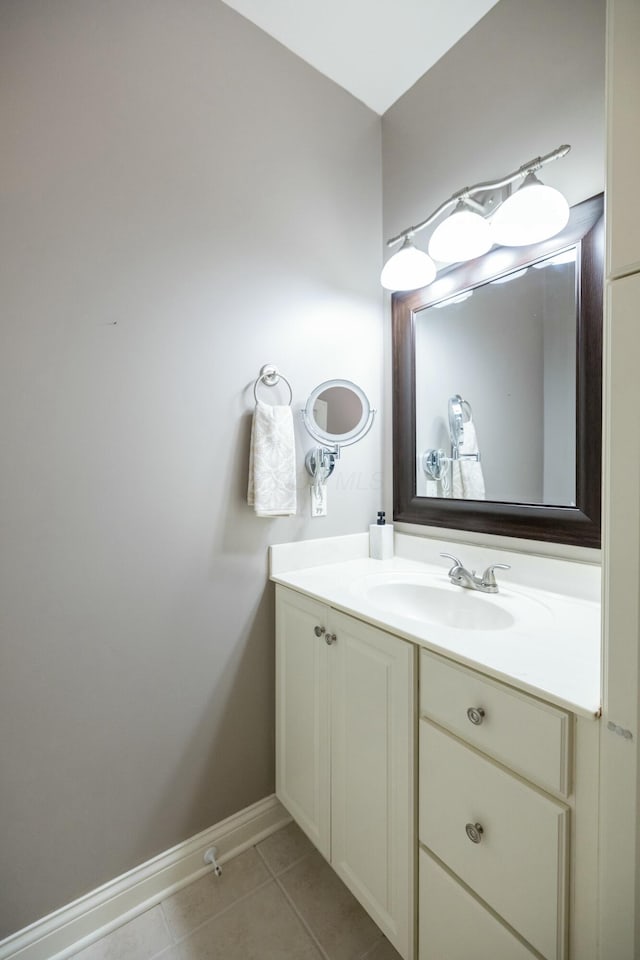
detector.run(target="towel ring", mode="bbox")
[253,364,293,405]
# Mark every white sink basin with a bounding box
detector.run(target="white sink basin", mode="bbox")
[351,572,551,632]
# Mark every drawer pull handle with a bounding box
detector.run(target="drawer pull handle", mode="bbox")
[467,706,485,725]
[465,822,484,844]
[325,633,337,645]
[314,625,326,637]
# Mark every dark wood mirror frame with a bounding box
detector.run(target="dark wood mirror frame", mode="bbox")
[392,193,604,547]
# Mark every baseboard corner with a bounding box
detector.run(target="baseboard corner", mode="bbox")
[0,794,291,960]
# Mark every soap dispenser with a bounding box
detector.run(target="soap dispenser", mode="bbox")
[369,511,394,560]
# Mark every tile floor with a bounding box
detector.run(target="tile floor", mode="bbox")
[70,822,402,960]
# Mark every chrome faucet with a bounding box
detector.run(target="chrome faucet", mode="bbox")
[440,553,510,594]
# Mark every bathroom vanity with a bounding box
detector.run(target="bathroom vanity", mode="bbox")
[271,533,601,960]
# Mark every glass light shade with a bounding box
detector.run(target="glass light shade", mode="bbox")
[491,173,570,247]
[428,204,492,264]
[380,238,436,291]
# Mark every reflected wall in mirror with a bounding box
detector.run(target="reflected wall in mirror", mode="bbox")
[416,248,577,505]
[393,194,604,547]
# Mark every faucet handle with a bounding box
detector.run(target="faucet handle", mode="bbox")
[440,552,464,573]
[481,562,511,586]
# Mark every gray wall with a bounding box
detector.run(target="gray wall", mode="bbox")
[0,0,382,936]
[382,0,605,534]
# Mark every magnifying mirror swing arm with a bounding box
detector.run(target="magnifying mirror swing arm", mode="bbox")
[301,379,376,482]
[303,415,376,480]
[304,446,338,487]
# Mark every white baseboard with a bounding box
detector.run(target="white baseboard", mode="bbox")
[0,795,291,960]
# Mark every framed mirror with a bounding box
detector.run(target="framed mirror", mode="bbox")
[392,193,604,547]
[302,379,374,448]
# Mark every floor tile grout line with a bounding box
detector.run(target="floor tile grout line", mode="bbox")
[157,899,175,948]
[254,842,277,878]
[263,839,386,960]
[147,945,178,960]
[163,869,328,959]
[274,859,386,960]
[272,872,331,960]
[353,926,385,959]
[358,934,389,960]
[70,905,177,960]
[255,841,315,881]
[165,874,275,947]
[152,834,317,951]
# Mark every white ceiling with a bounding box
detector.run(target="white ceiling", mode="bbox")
[219,0,500,115]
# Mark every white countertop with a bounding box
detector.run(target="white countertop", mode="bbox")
[270,535,602,719]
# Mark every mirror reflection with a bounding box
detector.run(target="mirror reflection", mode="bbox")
[312,386,364,436]
[416,248,577,505]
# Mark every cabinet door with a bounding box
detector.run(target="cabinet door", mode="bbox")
[330,609,415,959]
[275,587,330,859]
[607,0,640,278]
[419,849,537,960]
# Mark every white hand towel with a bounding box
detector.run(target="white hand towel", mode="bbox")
[248,401,297,517]
[451,419,486,500]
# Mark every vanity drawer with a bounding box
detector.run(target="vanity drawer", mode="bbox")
[419,721,569,960]
[419,848,538,960]
[420,649,571,795]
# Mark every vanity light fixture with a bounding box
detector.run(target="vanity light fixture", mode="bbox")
[381,144,571,292]
[380,235,436,291]
[490,172,570,247]
[427,201,492,264]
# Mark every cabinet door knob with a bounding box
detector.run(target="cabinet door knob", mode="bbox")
[325,633,337,645]
[465,822,484,844]
[466,706,485,725]
[314,625,326,637]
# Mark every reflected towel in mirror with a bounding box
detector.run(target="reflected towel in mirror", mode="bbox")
[248,401,297,517]
[451,419,486,500]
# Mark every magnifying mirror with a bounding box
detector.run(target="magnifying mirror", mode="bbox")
[302,379,374,448]
[301,380,376,515]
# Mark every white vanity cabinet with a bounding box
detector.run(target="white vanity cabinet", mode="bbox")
[418,650,599,960]
[275,585,416,960]
[273,567,599,960]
